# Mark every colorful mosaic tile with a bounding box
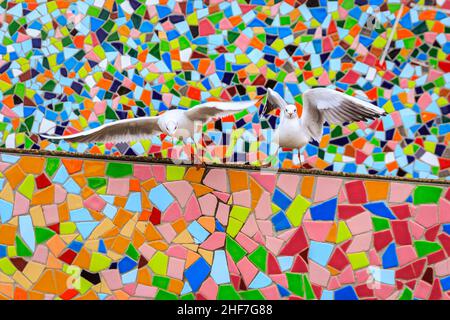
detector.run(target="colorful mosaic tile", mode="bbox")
[0,153,448,300]
[0,1,447,179]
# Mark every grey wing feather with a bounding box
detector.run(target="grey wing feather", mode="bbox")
[301,88,386,142]
[40,116,161,143]
[262,88,288,115]
[185,100,256,123]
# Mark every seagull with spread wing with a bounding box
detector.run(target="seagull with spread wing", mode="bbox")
[41,100,257,143]
[262,88,387,166]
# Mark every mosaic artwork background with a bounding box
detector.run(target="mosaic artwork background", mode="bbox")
[0,153,448,300]
[0,1,448,179]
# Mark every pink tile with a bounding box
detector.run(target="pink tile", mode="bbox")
[338,265,355,284]
[107,178,129,196]
[13,192,29,216]
[166,245,188,259]
[152,165,166,182]
[261,285,281,300]
[162,202,182,222]
[167,257,185,280]
[156,224,176,243]
[235,233,259,253]
[303,221,333,242]
[389,183,414,202]
[134,285,157,298]
[184,195,201,221]
[43,204,59,225]
[83,194,106,211]
[277,174,300,199]
[414,280,432,299]
[314,177,342,202]
[409,220,425,240]
[241,215,258,237]
[101,269,122,290]
[133,164,153,180]
[250,172,276,193]
[415,204,438,228]
[165,181,193,207]
[347,232,371,253]
[200,232,226,250]
[203,169,228,192]
[347,211,372,235]
[232,190,251,207]
[216,202,230,226]
[199,193,217,216]
[439,198,450,223]
[374,283,396,300]
[138,243,156,261]
[255,192,272,220]
[265,236,284,255]
[309,261,330,287]
[54,185,67,203]
[236,257,258,287]
[198,277,218,300]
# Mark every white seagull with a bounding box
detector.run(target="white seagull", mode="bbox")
[263,88,387,166]
[40,100,257,144]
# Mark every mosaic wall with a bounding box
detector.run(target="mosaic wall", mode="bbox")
[0,153,447,300]
[0,1,448,179]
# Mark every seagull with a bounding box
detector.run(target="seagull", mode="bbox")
[40,100,257,165]
[41,100,257,144]
[262,88,387,167]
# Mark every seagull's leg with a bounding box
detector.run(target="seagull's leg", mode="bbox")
[298,148,303,168]
[188,136,206,170]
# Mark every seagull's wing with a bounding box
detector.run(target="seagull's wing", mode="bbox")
[185,100,257,123]
[40,116,161,143]
[301,88,387,142]
[261,88,288,115]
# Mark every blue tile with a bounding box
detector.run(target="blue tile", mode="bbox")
[184,257,210,292]
[364,202,396,219]
[310,198,337,221]
[382,243,398,269]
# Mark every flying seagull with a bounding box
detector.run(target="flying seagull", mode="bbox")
[262,88,387,166]
[41,100,257,144]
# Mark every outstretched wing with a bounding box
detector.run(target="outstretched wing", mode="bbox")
[261,88,288,115]
[301,88,386,142]
[40,116,161,143]
[185,100,256,123]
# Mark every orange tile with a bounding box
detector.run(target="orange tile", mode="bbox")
[137,268,152,286]
[149,240,168,251]
[144,224,163,241]
[132,230,145,249]
[18,156,45,174]
[46,235,66,257]
[113,208,133,228]
[4,164,26,189]
[111,236,130,254]
[0,225,17,245]
[198,217,215,233]
[192,183,213,197]
[326,222,337,243]
[29,291,46,300]
[0,283,13,298]
[141,178,158,192]
[62,158,83,174]
[31,185,55,205]
[72,173,87,189]
[364,181,389,201]
[84,160,105,177]
[72,247,91,270]
[185,251,200,269]
[54,271,70,295]
[228,170,248,192]
[113,196,128,208]
[75,291,99,300]
[58,202,70,222]
[168,279,184,295]
[171,218,187,234]
[33,270,58,294]
[249,177,263,209]
[300,176,314,199]
[184,167,205,183]
[129,179,141,192]
[14,287,27,300]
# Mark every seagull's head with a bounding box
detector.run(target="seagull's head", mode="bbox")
[284,104,298,119]
[165,119,178,135]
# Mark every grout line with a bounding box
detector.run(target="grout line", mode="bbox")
[0,148,448,186]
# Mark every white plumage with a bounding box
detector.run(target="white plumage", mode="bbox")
[263,87,386,151]
[41,100,256,143]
